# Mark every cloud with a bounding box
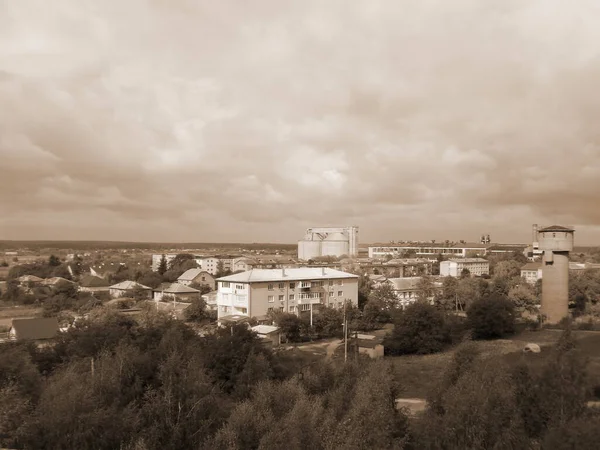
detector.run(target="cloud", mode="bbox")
[1,0,600,244]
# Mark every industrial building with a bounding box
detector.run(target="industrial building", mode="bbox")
[215,268,358,320]
[369,243,487,259]
[298,226,359,260]
[538,225,574,324]
[439,258,490,277]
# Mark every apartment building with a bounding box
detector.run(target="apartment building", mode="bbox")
[216,268,358,319]
[521,262,542,285]
[197,256,238,275]
[439,258,490,277]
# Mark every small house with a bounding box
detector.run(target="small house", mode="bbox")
[79,275,110,294]
[153,282,200,302]
[109,280,152,299]
[9,317,60,342]
[251,325,281,347]
[177,269,216,290]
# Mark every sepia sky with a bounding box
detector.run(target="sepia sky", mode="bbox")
[2,0,600,245]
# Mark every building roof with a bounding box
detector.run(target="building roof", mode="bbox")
[217,268,358,283]
[41,277,75,286]
[387,277,422,291]
[538,225,575,232]
[178,268,210,282]
[446,258,488,263]
[521,262,542,271]
[251,325,280,335]
[18,275,44,283]
[79,275,110,287]
[10,317,59,340]
[109,280,151,290]
[163,283,200,294]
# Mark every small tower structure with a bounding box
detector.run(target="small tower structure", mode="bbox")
[538,225,575,324]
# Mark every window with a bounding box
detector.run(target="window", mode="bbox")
[201,276,206,281]
[268,307,274,312]
[278,295,284,301]
[328,280,334,286]
[235,284,244,290]
[268,284,274,291]
[311,281,323,287]
[221,282,230,288]
[300,304,311,311]
[338,291,343,297]
[279,307,284,311]
[329,291,334,297]
[289,282,295,289]
[268,295,274,302]
[289,294,295,301]
[337,280,343,286]
[278,282,285,289]
[289,306,296,313]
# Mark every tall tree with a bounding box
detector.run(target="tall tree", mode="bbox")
[157,254,168,275]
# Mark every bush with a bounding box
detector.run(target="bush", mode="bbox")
[183,297,208,322]
[384,302,451,355]
[467,294,516,340]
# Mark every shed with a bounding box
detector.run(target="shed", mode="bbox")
[9,317,59,341]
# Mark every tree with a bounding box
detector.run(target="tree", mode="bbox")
[157,255,168,275]
[467,294,516,339]
[460,268,470,278]
[48,255,61,267]
[189,282,212,295]
[493,260,522,279]
[313,307,343,338]
[274,312,303,343]
[183,298,208,322]
[357,274,373,309]
[508,283,539,313]
[368,283,398,311]
[384,302,451,355]
[416,275,435,302]
[137,271,164,289]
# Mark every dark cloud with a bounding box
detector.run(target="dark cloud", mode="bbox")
[1,0,600,244]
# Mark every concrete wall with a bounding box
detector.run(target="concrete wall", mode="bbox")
[541,251,570,324]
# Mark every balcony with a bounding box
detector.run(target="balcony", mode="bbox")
[297,293,323,305]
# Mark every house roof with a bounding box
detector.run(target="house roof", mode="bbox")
[387,277,423,291]
[11,317,59,340]
[251,325,280,335]
[79,275,110,287]
[42,277,74,286]
[163,283,200,294]
[178,268,203,282]
[217,268,358,283]
[521,262,542,271]
[18,275,44,283]
[109,280,151,290]
[538,225,575,232]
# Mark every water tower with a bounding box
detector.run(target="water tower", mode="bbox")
[538,225,575,324]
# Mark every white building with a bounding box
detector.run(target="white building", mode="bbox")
[298,226,359,260]
[216,268,359,319]
[386,277,442,307]
[368,243,487,259]
[197,256,236,275]
[521,262,542,285]
[440,258,490,277]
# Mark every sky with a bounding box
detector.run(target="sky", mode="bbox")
[1,0,600,245]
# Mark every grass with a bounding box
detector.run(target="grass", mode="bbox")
[388,329,600,399]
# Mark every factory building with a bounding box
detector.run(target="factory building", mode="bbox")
[537,225,574,325]
[298,226,359,260]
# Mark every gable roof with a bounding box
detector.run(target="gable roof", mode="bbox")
[387,277,423,291]
[42,277,75,286]
[252,325,280,335]
[79,275,110,287]
[18,275,44,283]
[217,268,358,283]
[11,317,59,340]
[178,268,212,282]
[163,283,200,294]
[109,280,151,290]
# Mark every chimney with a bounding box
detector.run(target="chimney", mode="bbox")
[322,267,326,276]
[282,268,286,277]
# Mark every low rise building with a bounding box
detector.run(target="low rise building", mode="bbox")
[251,325,281,347]
[109,280,152,299]
[369,243,487,259]
[521,262,543,285]
[177,269,216,290]
[440,258,489,277]
[216,268,358,319]
[79,275,110,294]
[153,282,200,302]
[387,277,441,307]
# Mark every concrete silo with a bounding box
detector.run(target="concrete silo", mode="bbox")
[538,225,575,324]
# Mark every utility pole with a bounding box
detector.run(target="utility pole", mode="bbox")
[343,300,348,363]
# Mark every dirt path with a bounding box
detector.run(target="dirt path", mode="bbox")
[325,339,343,359]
